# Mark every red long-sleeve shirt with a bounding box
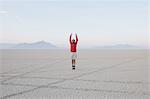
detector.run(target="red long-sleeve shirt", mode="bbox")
[69,34,78,52]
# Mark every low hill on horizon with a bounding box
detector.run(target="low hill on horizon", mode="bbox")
[94,44,144,49]
[0,42,146,49]
[0,41,58,49]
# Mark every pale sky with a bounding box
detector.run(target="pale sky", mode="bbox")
[0,0,149,48]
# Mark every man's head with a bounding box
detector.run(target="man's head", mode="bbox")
[72,39,76,43]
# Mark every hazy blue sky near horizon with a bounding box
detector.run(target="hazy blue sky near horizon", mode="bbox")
[0,0,149,48]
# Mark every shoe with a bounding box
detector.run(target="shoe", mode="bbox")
[72,65,75,70]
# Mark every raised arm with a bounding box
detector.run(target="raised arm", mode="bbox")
[76,34,78,44]
[69,34,72,43]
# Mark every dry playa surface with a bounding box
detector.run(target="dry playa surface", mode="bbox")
[0,49,149,99]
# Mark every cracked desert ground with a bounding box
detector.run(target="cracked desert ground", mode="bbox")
[0,49,149,99]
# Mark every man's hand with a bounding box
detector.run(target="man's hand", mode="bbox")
[75,33,78,43]
[70,33,72,43]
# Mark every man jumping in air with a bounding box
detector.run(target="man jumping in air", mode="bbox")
[69,33,78,70]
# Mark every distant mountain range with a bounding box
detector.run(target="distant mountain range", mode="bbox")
[0,41,57,49]
[0,41,145,49]
[95,44,143,49]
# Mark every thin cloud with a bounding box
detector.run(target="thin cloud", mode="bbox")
[0,10,8,14]
[15,15,24,23]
